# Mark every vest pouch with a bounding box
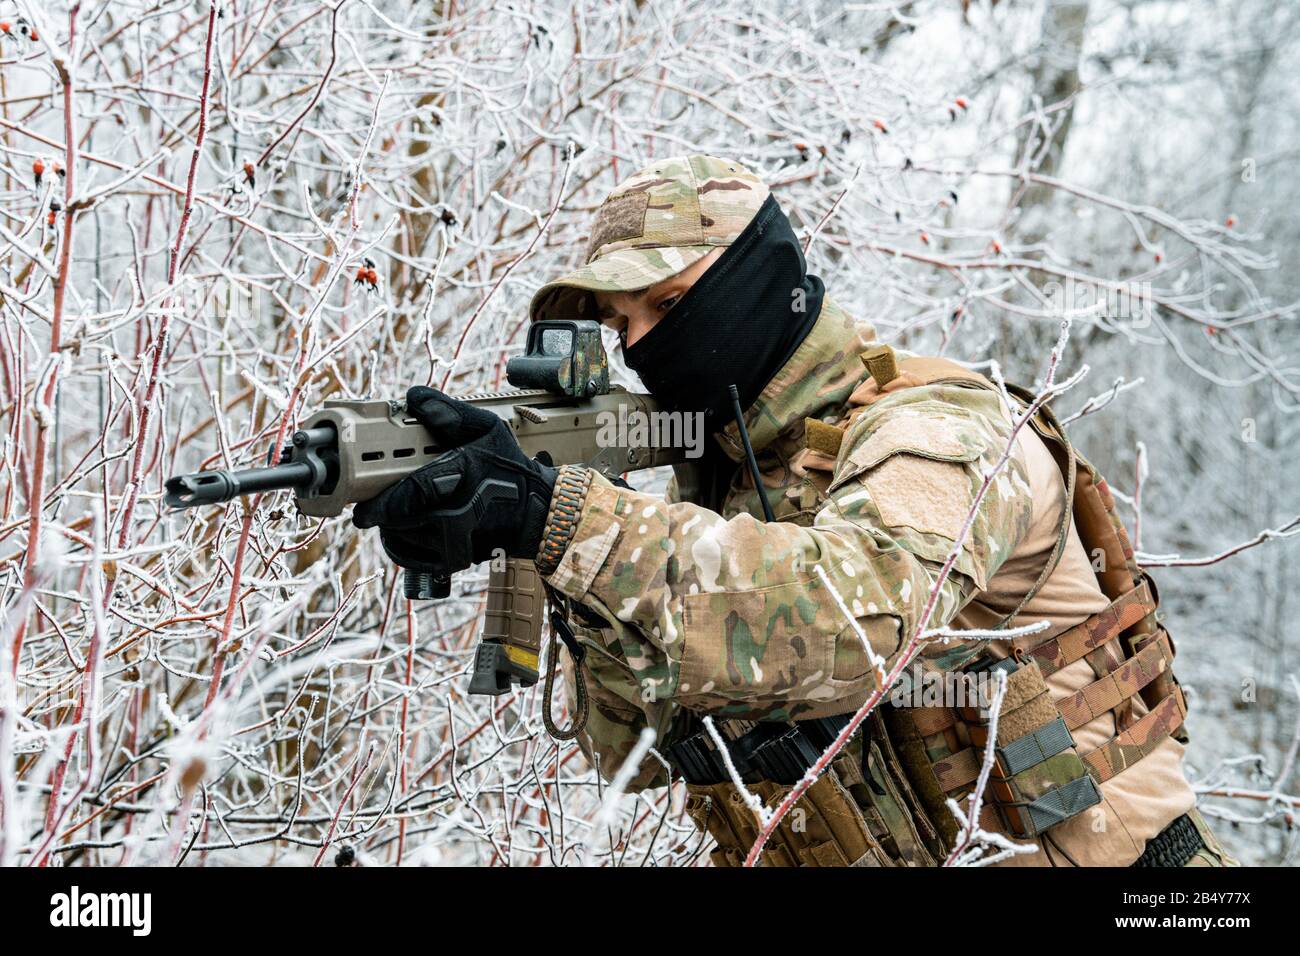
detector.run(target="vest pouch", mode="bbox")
[685,770,889,867]
[685,782,764,867]
[834,722,943,865]
[882,701,969,851]
[961,655,1102,839]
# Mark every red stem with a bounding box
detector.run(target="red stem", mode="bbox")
[11,5,83,676]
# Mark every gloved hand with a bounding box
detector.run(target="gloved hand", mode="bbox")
[351,386,557,576]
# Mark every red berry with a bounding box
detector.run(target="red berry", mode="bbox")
[1225,215,1236,228]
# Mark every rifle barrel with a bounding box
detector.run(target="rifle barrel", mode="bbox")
[164,462,316,510]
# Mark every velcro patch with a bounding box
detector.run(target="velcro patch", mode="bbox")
[804,418,844,457]
[850,414,978,472]
[861,345,899,386]
[586,192,649,260]
[864,454,974,542]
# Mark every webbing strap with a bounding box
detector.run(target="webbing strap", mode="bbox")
[932,747,980,792]
[1019,774,1103,836]
[1083,688,1187,784]
[933,743,1094,838]
[911,707,957,737]
[1056,632,1174,731]
[997,716,1075,777]
[930,744,1060,838]
[1028,580,1156,678]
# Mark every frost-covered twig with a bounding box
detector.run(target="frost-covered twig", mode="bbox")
[1138,516,1300,568]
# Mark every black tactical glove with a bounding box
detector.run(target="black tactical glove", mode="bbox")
[351,386,557,577]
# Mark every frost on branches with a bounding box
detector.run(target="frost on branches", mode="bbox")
[0,0,1296,866]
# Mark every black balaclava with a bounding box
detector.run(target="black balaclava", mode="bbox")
[622,194,824,430]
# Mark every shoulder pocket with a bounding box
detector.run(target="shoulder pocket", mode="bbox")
[826,409,991,588]
[829,410,984,493]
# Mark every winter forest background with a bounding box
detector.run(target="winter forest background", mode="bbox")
[0,0,1296,866]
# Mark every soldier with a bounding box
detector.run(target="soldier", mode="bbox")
[354,155,1235,867]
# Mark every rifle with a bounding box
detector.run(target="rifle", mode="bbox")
[164,319,689,697]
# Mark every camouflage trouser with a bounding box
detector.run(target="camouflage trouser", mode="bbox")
[1183,809,1239,867]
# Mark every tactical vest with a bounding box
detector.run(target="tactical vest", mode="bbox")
[681,351,1188,867]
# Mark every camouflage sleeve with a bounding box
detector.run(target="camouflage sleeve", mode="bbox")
[544,384,1035,725]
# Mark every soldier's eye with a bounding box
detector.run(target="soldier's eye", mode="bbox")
[656,295,679,313]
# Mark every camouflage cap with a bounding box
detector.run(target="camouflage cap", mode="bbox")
[529,155,769,323]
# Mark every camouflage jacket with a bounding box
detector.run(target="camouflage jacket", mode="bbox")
[545,299,1034,787]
